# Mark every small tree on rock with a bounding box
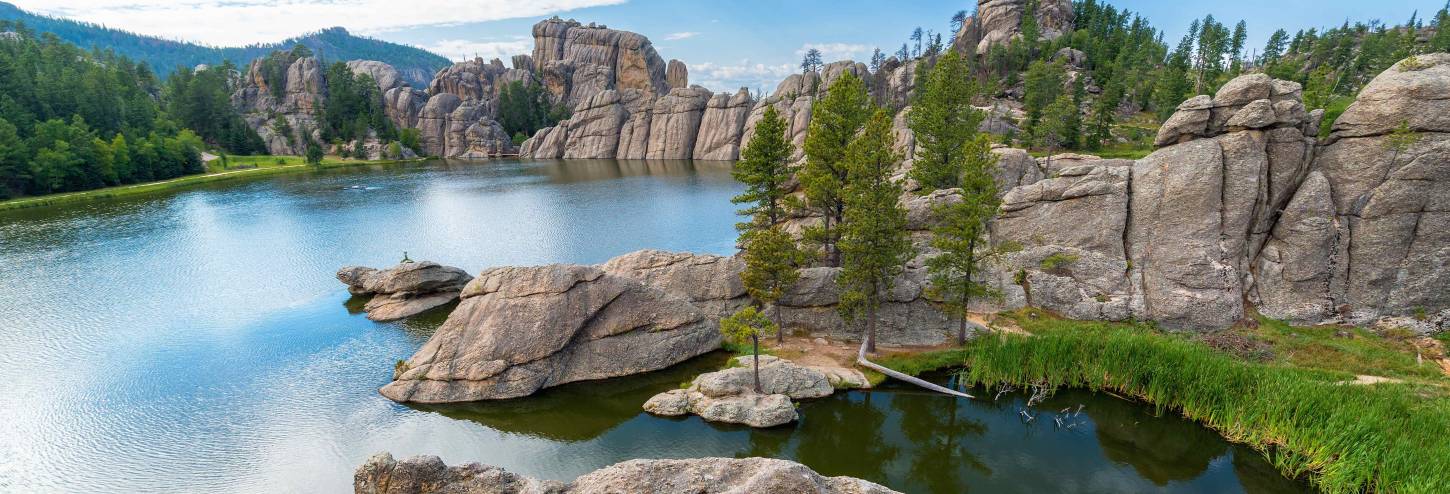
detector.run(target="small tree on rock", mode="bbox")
[720,306,777,393]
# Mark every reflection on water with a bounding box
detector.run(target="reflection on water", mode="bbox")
[0,159,1309,493]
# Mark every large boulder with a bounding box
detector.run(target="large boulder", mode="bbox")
[378,263,721,403]
[1300,53,1450,329]
[346,60,403,92]
[562,90,630,159]
[337,262,473,321]
[355,453,902,494]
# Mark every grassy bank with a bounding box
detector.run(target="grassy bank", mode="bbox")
[885,312,1449,493]
[0,156,426,212]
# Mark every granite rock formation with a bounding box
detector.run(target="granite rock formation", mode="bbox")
[955,0,1076,55]
[643,355,867,428]
[337,262,473,321]
[379,261,723,403]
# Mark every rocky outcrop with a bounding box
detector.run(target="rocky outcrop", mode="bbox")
[955,0,1075,55]
[643,355,867,427]
[347,60,403,92]
[232,54,324,155]
[379,261,722,403]
[666,59,688,89]
[1283,54,1450,330]
[234,53,522,158]
[337,262,472,321]
[355,453,902,494]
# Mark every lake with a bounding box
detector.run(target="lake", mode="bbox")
[0,159,1308,493]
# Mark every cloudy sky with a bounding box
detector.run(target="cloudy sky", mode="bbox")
[9,0,1439,92]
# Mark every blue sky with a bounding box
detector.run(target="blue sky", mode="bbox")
[14,0,1443,92]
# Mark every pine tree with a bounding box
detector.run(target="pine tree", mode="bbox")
[926,134,1005,345]
[1021,60,1064,139]
[1036,94,1077,166]
[907,51,984,192]
[740,227,805,343]
[798,71,870,267]
[732,106,793,231]
[801,48,823,74]
[837,109,914,354]
[719,306,777,393]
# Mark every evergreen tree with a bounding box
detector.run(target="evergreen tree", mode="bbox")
[740,227,805,344]
[732,106,793,230]
[798,71,870,267]
[1261,29,1290,64]
[1021,60,1065,139]
[911,27,924,57]
[720,306,777,393]
[907,51,984,192]
[837,109,914,354]
[305,137,324,165]
[925,134,1004,345]
[801,48,823,74]
[1036,94,1077,166]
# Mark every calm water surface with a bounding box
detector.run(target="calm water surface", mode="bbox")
[0,159,1308,493]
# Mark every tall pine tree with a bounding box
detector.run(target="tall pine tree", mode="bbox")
[798,71,870,267]
[837,109,914,354]
[907,51,985,192]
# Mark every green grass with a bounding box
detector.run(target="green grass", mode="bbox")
[1251,318,1445,382]
[947,312,1450,493]
[0,155,425,212]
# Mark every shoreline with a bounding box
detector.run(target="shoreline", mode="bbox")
[0,157,430,212]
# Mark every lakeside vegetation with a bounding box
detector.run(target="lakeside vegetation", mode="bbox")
[861,310,1449,493]
[0,155,424,212]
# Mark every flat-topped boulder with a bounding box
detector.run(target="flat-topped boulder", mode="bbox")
[379,263,721,403]
[355,453,902,494]
[337,262,472,321]
[644,356,868,428]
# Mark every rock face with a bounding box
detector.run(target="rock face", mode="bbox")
[978,58,1450,332]
[693,88,754,160]
[1285,54,1450,329]
[347,60,403,92]
[355,453,902,494]
[379,261,723,403]
[232,54,324,155]
[234,53,523,159]
[955,0,1075,55]
[644,355,866,428]
[337,262,473,321]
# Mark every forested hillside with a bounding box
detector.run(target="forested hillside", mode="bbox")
[0,24,213,198]
[0,2,449,86]
[922,0,1450,154]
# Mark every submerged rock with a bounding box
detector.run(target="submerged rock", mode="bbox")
[355,453,902,494]
[336,262,472,321]
[643,356,867,428]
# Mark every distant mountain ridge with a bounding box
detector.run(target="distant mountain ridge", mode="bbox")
[0,1,449,86]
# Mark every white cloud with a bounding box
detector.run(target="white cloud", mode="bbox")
[425,38,532,62]
[796,42,872,63]
[690,60,794,93]
[662,31,699,41]
[9,0,628,47]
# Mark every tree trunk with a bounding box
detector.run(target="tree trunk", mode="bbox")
[773,303,784,344]
[866,301,878,354]
[856,337,975,399]
[959,235,976,346]
[752,333,762,393]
